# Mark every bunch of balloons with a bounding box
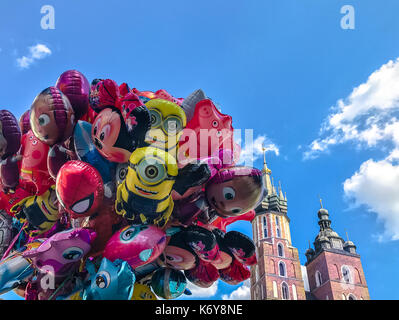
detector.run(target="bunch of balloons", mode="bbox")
[0,70,264,300]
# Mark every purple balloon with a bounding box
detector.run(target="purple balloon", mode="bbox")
[19,110,31,135]
[0,110,21,159]
[55,70,90,120]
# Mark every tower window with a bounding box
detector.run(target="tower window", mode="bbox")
[348,294,356,300]
[263,216,268,238]
[281,282,289,300]
[278,243,284,257]
[276,227,281,238]
[315,270,322,287]
[279,262,286,277]
[276,216,280,227]
[342,266,352,284]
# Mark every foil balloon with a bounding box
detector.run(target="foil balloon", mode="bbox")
[0,187,31,216]
[56,161,104,219]
[10,186,60,236]
[131,283,157,300]
[23,228,95,277]
[0,239,43,294]
[19,130,52,195]
[115,147,178,227]
[178,99,234,162]
[73,120,115,184]
[205,166,263,218]
[183,225,222,265]
[210,210,255,233]
[0,110,22,193]
[19,110,31,135]
[224,231,257,266]
[161,230,197,271]
[0,110,21,159]
[151,267,187,300]
[103,224,167,269]
[82,258,135,300]
[154,89,184,106]
[55,70,90,120]
[47,144,72,180]
[144,98,187,157]
[30,86,76,146]
[180,89,206,123]
[185,259,219,288]
[90,79,151,163]
[91,107,136,163]
[218,258,251,286]
[56,161,121,256]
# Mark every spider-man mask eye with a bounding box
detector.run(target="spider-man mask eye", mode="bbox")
[70,193,95,214]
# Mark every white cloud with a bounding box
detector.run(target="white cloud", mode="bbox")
[343,155,399,241]
[16,44,51,69]
[237,134,279,166]
[186,280,218,298]
[304,58,399,160]
[221,280,251,300]
[304,57,399,241]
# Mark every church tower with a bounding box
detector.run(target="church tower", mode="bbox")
[250,150,305,300]
[304,201,370,300]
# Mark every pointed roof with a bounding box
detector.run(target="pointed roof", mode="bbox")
[262,147,273,195]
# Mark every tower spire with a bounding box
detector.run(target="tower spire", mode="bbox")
[262,146,273,195]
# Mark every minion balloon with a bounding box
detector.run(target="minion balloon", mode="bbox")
[115,147,178,228]
[144,99,186,157]
[10,186,60,236]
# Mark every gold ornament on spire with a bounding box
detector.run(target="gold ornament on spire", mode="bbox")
[318,194,323,209]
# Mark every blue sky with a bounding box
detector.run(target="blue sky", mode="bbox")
[1,0,399,300]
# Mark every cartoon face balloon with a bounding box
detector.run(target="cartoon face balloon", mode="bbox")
[23,228,95,277]
[151,267,187,300]
[161,231,197,270]
[55,70,90,120]
[56,160,104,219]
[115,147,178,227]
[103,224,167,269]
[30,87,76,146]
[145,99,186,156]
[205,166,263,218]
[82,258,135,300]
[19,130,52,195]
[91,108,132,163]
[178,99,234,162]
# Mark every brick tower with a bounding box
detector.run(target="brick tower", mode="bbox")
[304,201,370,300]
[250,150,305,300]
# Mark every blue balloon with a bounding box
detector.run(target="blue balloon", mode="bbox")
[151,268,187,300]
[82,258,135,300]
[73,121,116,184]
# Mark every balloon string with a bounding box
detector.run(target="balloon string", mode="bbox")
[48,273,73,301]
[1,221,28,261]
